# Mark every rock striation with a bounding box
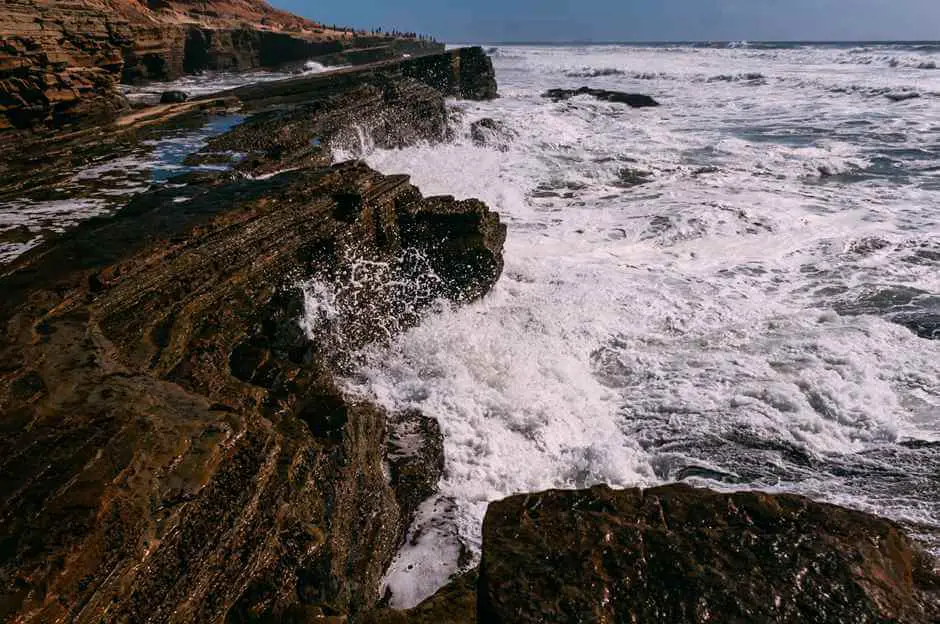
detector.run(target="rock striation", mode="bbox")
[0,167,504,623]
[0,0,443,132]
[0,48,504,623]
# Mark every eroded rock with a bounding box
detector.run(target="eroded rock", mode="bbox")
[0,159,504,623]
[478,485,940,623]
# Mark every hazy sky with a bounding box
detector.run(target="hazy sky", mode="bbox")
[271,0,940,42]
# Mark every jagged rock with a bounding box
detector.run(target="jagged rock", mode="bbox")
[160,89,189,103]
[478,484,940,623]
[543,87,660,108]
[0,156,503,623]
[401,46,498,100]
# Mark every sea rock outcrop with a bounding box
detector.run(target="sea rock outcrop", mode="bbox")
[0,159,504,623]
[226,46,499,108]
[0,45,504,622]
[476,485,940,623]
[0,0,443,132]
[543,87,660,108]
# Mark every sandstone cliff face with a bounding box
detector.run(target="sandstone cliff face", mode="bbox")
[0,0,130,130]
[0,0,443,132]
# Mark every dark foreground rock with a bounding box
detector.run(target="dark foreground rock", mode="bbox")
[544,87,660,108]
[475,485,940,623]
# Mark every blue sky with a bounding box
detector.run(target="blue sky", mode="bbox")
[271,0,940,42]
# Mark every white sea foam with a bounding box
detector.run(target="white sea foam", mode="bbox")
[318,43,940,606]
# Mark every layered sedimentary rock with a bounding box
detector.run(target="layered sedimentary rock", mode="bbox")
[0,48,504,622]
[0,0,443,132]
[0,165,504,623]
[475,485,940,623]
[226,46,499,109]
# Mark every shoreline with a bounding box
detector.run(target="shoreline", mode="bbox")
[1,7,938,621]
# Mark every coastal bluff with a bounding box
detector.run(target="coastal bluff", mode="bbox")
[0,0,443,132]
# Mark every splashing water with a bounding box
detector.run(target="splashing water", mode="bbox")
[315,43,940,606]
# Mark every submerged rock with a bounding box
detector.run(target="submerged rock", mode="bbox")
[160,89,189,104]
[478,485,940,623]
[543,87,660,108]
[834,285,940,340]
[470,118,516,151]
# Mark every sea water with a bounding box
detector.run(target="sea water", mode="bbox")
[328,43,940,606]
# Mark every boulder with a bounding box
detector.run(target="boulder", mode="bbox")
[160,89,189,104]
[478,484,940,623]
[543,87,660,108]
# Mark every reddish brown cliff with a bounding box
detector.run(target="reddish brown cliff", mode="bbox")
[0,0,442,132]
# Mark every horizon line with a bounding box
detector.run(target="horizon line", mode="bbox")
[449,39,940,45]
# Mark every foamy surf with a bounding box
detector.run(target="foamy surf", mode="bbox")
[311,42,940,607]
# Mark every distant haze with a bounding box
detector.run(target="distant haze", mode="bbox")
[272,0,940,43]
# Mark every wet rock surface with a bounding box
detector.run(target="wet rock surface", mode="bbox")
[477,485,940,624]
[0,46,504,623]
[543,87,660,108]
[0,159,504,623]
[835,285,940,340]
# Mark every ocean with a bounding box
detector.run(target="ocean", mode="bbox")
[332,42,940,606]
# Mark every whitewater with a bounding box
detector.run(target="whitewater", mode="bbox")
[324,43,940,606]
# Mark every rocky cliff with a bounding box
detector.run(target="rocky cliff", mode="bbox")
[0,0,443,132]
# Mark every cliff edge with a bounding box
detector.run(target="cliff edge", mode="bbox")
[0,0,443,132]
